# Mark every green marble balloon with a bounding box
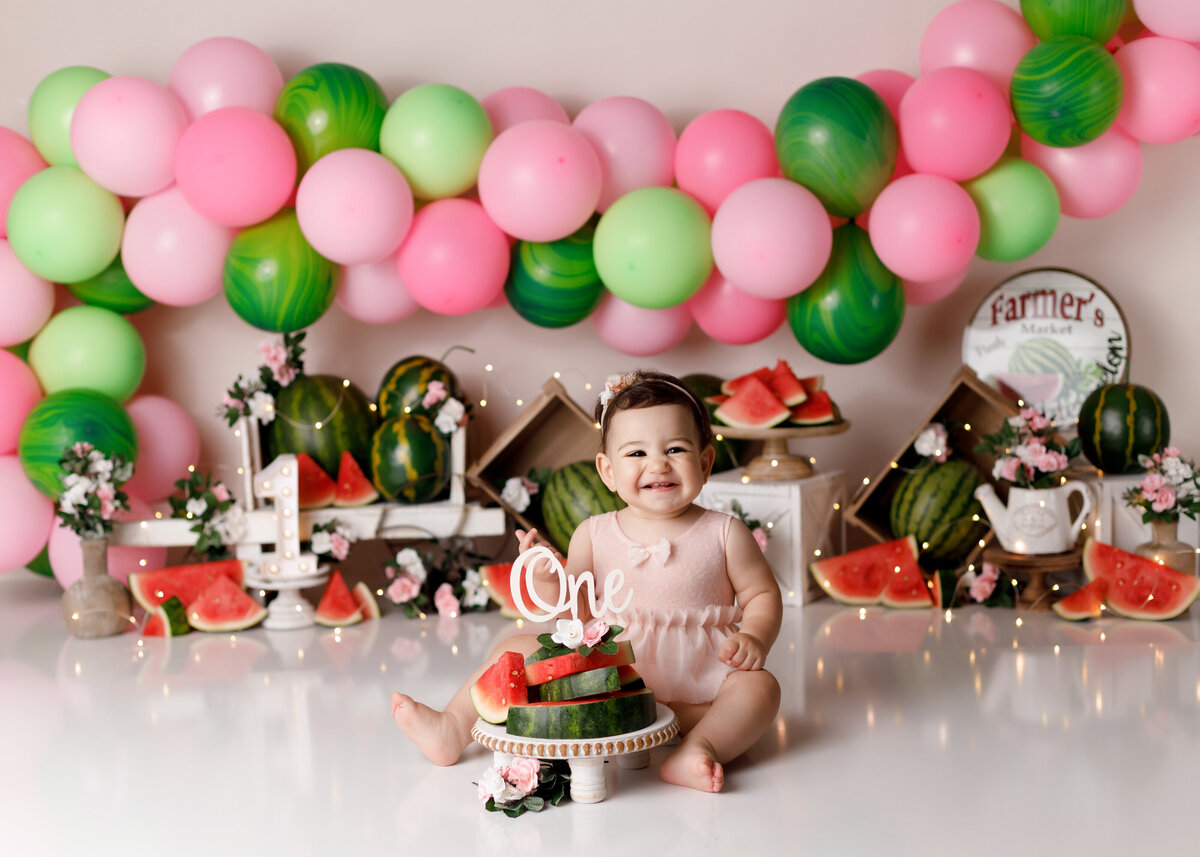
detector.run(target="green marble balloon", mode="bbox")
[786,223,904,365]
[1019,0,1127,43]
[774,77,897,218]
[65,255,154,314]
[274,62,388,175]
[18,389,137,498]
[505,223,604,328]
[223,209,336,332]
[1011,35,1123,147]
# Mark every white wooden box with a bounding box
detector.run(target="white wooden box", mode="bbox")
[696,469,846,606]
[1077,472,1199,574]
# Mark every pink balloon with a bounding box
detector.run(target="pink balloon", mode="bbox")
[49,495,167,588]
[920,0,1037,94]
[1114,37,1200,144]
[903,267,970,306]
[173,106,297,227]
[1133,0,1200,42]
[674,109,777,216]
[478,121,602,242]
[688,271,785,345]
[122,395,200,503]
[396,199,510,315]
[0,350,41,455]
[297,148,414,265]
[168,37,285,119]
[591,293,691,356]
[335,249,420,324]
[0,239,55,347]
[1020,128,1143,219]
[857,69,916,119]
[0,128,47,239]
[900,67,1011,181]
[69,76,188,197]
[572,96,676,212]
[0,455,54,573]
[481,86,570,135]
[122,186,236,306]
[710,178,833,300]
[868,174,980,283]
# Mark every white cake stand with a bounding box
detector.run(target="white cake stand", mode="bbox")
[471,703,679,803]
[244,569,329,631]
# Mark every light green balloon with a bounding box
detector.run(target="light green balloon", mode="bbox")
[6,166,124,283]
[379,83,493,200]
[27,66,110,166]
[28,305,145,402]
[963,158,1061,263]
[593,187,714,309]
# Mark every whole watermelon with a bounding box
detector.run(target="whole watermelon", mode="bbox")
[1077,383,1169,474]
[266,374,378,477]
[889,460,988,567]
[377,354,462,420]
[541,461,625,552]
[681,373,746,474]
[370,414,449,503]
[18,389,138,498]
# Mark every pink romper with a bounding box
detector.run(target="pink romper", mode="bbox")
[589,509,743,704]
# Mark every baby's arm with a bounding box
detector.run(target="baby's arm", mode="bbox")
[719,518,783,670]
[562,522,597,624]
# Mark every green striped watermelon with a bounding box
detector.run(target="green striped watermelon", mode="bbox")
[370,413,449,503]
[505,687,657,739]
[541,461,625,552]
[266,374,378,478]
[376,354,463,420]
[1077,383,1169,474]
[18,389,138,498]
[530,666,622,702]
[505,223,604,328]
[889,460,988,566]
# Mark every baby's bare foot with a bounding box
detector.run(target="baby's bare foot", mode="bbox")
[391,692,469,766]
[659,739,724,793]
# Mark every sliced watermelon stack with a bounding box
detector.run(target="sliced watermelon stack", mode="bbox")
[711,360,839,428]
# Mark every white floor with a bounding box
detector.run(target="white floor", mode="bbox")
[2,570,1198,857]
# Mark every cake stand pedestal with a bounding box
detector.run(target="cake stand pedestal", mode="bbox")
[717,422,851,481]
[244,569,329,630]
[471,704,679,804]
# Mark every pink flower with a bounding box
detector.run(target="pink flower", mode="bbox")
[1035,451,1069,474]
[72,441,94,457]
[979,563,1000,583]
[422,380,447,409]
[387,573,421,604]
[1152,485,1177,513]
[1140,473,1167,496]
[752,527,769,552]
[273,364,297,387]
[96,483,118,520]
[1164,447,1182,458]
[521,476,540,495]
[1000,457,1021,482]
[581,620,609,647]
[1020,409,1052,432]
[504,756,541,796]
[433,582,459,616]
[329,532,351,561]
[969,574,996,603]
[258,341,288,370]
[212,483,231,502]
[221,392,241,409]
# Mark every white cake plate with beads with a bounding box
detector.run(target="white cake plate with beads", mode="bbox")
[471,703,678,804]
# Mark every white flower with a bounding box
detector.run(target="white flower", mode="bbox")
[395,548,427,584]
[461,569,490,609]
[87,453,114,479]
[186,497,209,518]
[213,505,247,542]
[1007,415,1026,429]
[1163,456,1193,486]
[435,398,466,434]
[477,766,523,806]
[550,618,584,649]
[500,476,532,513]
[334,522,356,541]
[248,390,276,424]
[914,424,948,461]
[311,530,332,555]
[60,477,94,514]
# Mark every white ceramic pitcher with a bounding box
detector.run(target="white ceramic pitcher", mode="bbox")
[974,482,1093,555]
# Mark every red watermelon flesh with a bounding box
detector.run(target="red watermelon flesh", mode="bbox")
[524,640,636,686]
[315,569,363,627]
[334,450,379,507]
[129,559,246,612]
[1052,578,1108,621]
[881,561,934,608]
[297,452,337,509]
[351,581,381,620]
[1082,539,1200,620]
[789,390,836,425]
[142,596,189,637]
[799,375,824,395]
[480,561,535,620]
[187,575,267,632]
[470,651,528,723]
[767,360,808,407]
[810,536,920,606]
[713,376,790,428]
[720,366,773,396]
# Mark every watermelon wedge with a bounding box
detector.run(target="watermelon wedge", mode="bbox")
[129,559,246,612]
[720,366,773,396]
[765,360,808,406]
[789,390,837,425]
[351,581,381,619]
[315,570,363,627]
[187,575,267,632]
[810,537,920,606]
[142,596,189,637]
[713,376,790,428]
[298,452,337,509]
[881,562,934,608]
[470,651,528,724]
[334,450,379,508]
[480,561,534,620]
[1082,539,1200,620]
[1052,578,1107,621]
[799,374,824,395]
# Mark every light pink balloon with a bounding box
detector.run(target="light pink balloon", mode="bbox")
[0,350,41,455]
[49,495,167,588]
[572,96,676,212]
[857,69,916,119]
[396,199,510,315]
[1020,128,1143,219]
[335,249,420,324]
[297,148,414,265]
[122,395,200,503]
[904,267,970,306]
[920,0,1037,94]
[69,76,188,197]
[0,239,55,347]
[688,271,785,345]
[0,455,54,573]
[592,293,692,356]
[674,109,777,216]
[168,36,285,119]
[1133,0,1200,42]
[122,186,236,306]
[1114,37,1200,144]
[0,128,47,239]
[868,174,980,283]
[478,120,602,242]
[900,66,1011,181]
[711,177,833,300]
[173,106,297,227]
[481,86,570,135]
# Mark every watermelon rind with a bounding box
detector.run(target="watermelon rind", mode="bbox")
[297,452,337,509]
[505,687,657,739]
[315,570,364,627]
[713,376,790,428]
[789,390,836,425]
[334,450,379,508]
[810,536,920,606]
[351,581,381,620]
[129,560,246,612]
[471,651,528,724]
[1051,578,1107,621]
[142,596,190,637]
[530,666,622,703]
[524,640,636,685]
[187,576,267,632]
[1081,538,1200,620]
[541,461,625,553]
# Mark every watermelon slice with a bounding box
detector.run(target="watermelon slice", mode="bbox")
[129,559,246,612]
[315,570,363,627]
[767,360,808,407]
[186,575,267,632]
[1052,578,1108,621]
[704,394,729,407]
[713,376,790,428]
[470,651,528,724]
[881,561,934,608]
[333,450,379,508]
[480,561,535,620]
[616,664,646,691]
[506,687,657,739]
[1082,539,1200,620]
[720,366,773,396]
[142,596,189,637]
[524,640,636,686]
[789,390,837,425]
[351,581,381,619]
[297,452,337,509]
[799,374,824,395]
[992,371,1064,408]
[810,536,920,606]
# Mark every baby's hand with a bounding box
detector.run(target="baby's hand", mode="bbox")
[515,528,564,580]
[718,632,768,671]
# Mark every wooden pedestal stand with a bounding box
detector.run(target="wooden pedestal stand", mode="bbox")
[61,537,134,638]
[715,422,851,481]
[981,544,1083,610]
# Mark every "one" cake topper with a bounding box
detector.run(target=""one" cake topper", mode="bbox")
[509,546,633,624]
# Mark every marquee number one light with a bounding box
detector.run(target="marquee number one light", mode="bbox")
[252,453,324,629]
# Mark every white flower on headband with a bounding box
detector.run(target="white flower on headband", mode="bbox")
[598,373,632,409]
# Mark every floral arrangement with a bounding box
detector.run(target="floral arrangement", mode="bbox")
[536,618,623,660]
[1122,447,1200,524]
[384,538,492,618]
[913,422,949,463]
[973,407,1081,489]
[55,443,133,539]
[498,470,548,515]
[938,564,1016,610]
[310,519,357,561]
[421,379,468,436]
[168,470,247,559]
[476,756,571,818]
[219,331,306,427]
[728,499,770,553]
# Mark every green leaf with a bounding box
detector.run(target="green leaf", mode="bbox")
[484,797,500,813]
[536,633,556,648]
[522,795,545,812]
[576,644,593,657]
[596,641,618,655]
[502,804,526,818]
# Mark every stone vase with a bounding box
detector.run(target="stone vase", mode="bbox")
[60,537,134,638]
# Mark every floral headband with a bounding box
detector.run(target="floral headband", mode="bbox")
[597,372,694,421]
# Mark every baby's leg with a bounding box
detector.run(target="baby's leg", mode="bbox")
[659,669,781,793]
[392,632,542,766]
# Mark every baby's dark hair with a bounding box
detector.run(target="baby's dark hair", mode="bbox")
[594,370,714,452]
